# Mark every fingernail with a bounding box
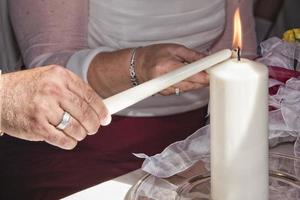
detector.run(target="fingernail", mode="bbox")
[100,114,112,126]
[88,131,98,135]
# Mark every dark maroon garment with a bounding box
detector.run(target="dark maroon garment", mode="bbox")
[0,107,207,200]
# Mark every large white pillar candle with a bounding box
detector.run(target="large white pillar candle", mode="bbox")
[209,58,269,200]
[104,49,231,114]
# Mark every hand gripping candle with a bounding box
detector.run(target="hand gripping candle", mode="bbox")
[208,9,269,200]
[104,49,231,115]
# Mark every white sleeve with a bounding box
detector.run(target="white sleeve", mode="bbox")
[66,47,114,82]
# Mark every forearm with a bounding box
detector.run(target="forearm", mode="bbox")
[87,48,134,98]
[9,0,88,68]
[0,73,15,133]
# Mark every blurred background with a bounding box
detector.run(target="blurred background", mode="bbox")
[255,0,300,43]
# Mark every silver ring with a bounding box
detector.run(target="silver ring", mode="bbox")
[175,88,180,96]
[56,112,71,130]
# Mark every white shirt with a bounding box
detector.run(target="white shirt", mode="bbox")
[67,0,225,116]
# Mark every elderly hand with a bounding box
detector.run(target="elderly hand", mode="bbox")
[135,44,209,95]
[1,65,111,150]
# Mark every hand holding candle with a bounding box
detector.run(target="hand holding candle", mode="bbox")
[103,49,232,115]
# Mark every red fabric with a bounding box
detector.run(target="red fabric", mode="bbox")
[269,66,300,96]
[268,66,300,111]
[0,107,207,200]
[269,66,300,83]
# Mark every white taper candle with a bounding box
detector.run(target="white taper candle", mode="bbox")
[104,49,232,114]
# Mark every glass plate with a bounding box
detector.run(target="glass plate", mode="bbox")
[126,153,300,200]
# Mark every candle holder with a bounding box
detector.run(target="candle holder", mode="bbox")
[126,153,300,200]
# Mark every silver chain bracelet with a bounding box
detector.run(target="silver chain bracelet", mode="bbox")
[129,48,139,86]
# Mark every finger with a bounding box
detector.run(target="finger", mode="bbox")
[181,82,208,90]
[171,81,207,93]
[46,103,89,140]
[160,82,196,96]
[185,72,210,85]
[171,82,198,93]
[59,90,101,134]
[159,87,176,96]
[66,72,111,125]
[175,46,204,63]
[62,116,89,140]
[159,81,207,96]
[43,125,78,150]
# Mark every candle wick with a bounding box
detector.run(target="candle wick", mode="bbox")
[237,47,241,61]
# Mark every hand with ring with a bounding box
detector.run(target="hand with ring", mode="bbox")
[1,65,111,150]
[135,44,210,96]
[87,44,209,98]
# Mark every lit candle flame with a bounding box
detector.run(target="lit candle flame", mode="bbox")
[232,8,242,49]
